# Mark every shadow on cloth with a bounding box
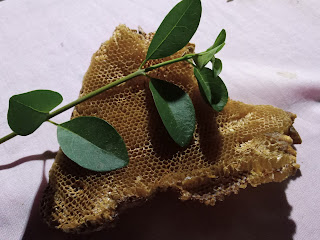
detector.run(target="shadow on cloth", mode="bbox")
[0,151,56,171]
[21,164,301,240]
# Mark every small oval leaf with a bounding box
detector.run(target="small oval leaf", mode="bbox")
[149,78,195,147]
[194,67,212,103]
[8,90,63,135]
[194,67,228,112]
[146,0,202,61]
[193,48,216,69]
[57,116,129,172]
[213,58,223,78]
[193,29,226,70]
[210,76,228,112]
[208,29,226,53]
[193,42,225,69]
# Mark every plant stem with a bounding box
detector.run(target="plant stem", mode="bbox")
[47,120,59,126]
[0,52,197,144]
[0,132,17,144]
[48,69,145,119]
[144,53,195,72]
[48,53,195,118]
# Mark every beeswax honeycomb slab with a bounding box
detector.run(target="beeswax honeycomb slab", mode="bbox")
[41,25,301,233]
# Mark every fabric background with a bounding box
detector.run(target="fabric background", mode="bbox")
[0,0,319,239]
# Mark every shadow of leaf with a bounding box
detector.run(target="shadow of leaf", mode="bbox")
[0,151,57,170]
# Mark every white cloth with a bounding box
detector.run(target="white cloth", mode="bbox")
[0,0,319,239]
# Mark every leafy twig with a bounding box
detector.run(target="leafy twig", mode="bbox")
[0,0,228,172]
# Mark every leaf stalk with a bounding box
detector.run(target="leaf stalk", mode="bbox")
[0,132,17,144]
[47,120,59,126]
[144,53,195,72]
[48,69,145,119]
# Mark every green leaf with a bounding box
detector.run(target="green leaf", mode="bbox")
[145,0,202,61]
[194,67,212,103]
[208,29,226,53]
[192,29,226,69]
[149,78,195,147]
[193,42,225,69]
[7,90,63,135]
[210,75,228,111]
[193,48,216,70]
[57,116,129,172]
[194,67,228,112]
[212,58,223,78]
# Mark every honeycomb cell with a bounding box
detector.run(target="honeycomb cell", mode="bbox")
[40,25,301,233]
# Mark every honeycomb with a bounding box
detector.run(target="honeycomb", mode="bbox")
[40,25,301,233]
